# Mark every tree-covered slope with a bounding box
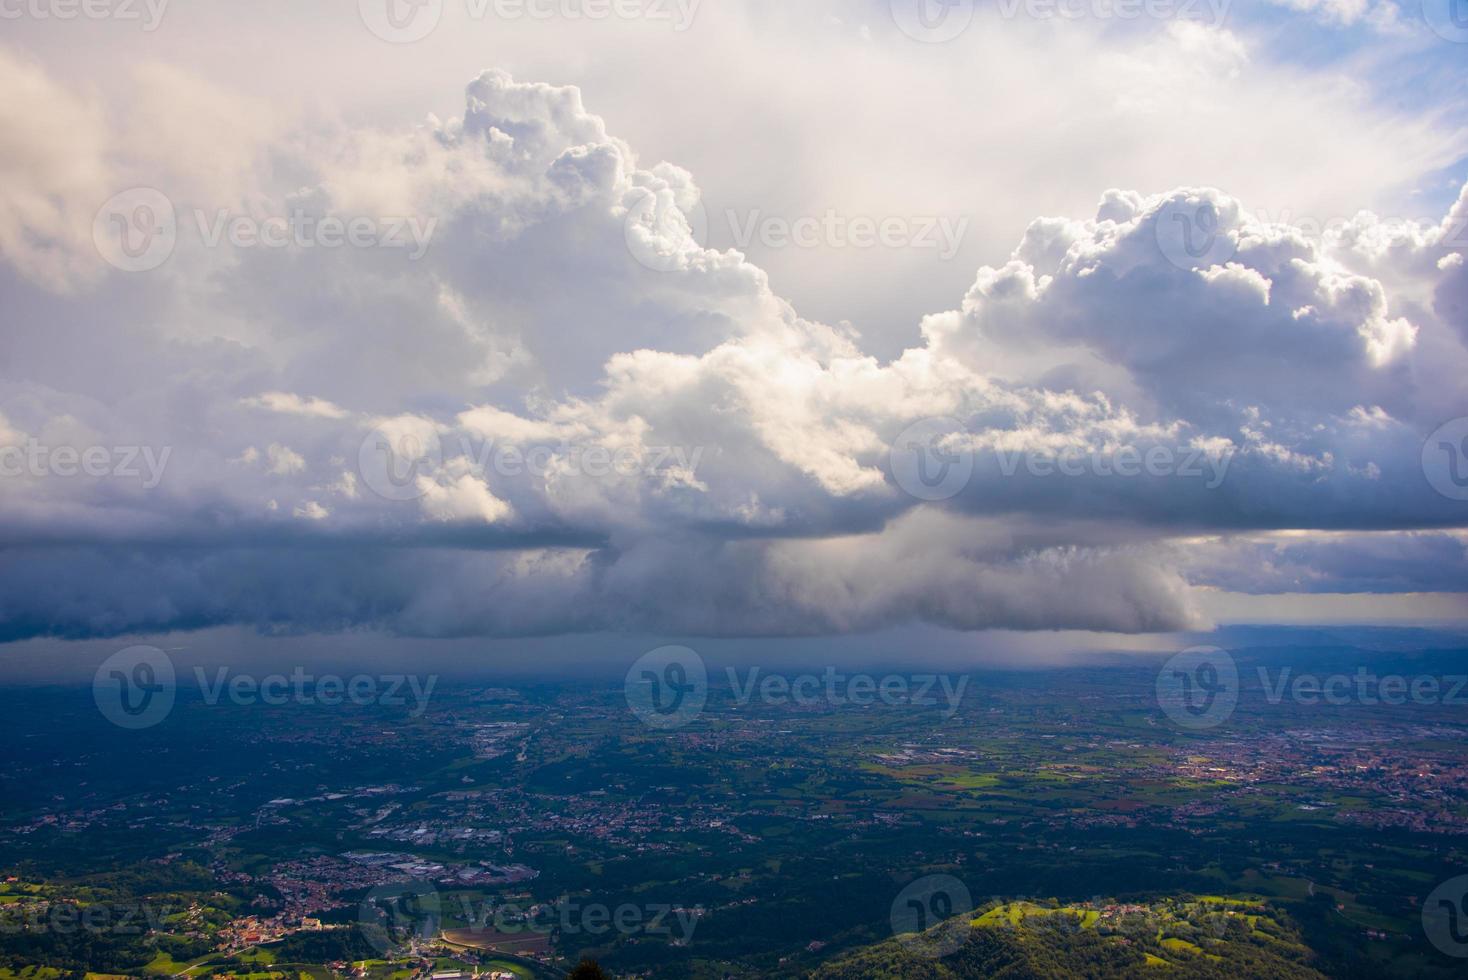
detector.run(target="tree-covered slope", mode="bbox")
[813,897,1328,980]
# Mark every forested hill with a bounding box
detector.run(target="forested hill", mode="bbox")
[813,897,1328,979]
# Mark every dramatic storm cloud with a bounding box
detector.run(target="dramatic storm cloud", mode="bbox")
[1,21,1465,641]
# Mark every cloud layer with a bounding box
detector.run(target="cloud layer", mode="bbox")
[1,50,1465,642]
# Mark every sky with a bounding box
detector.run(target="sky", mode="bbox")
[1,0,1467,663]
